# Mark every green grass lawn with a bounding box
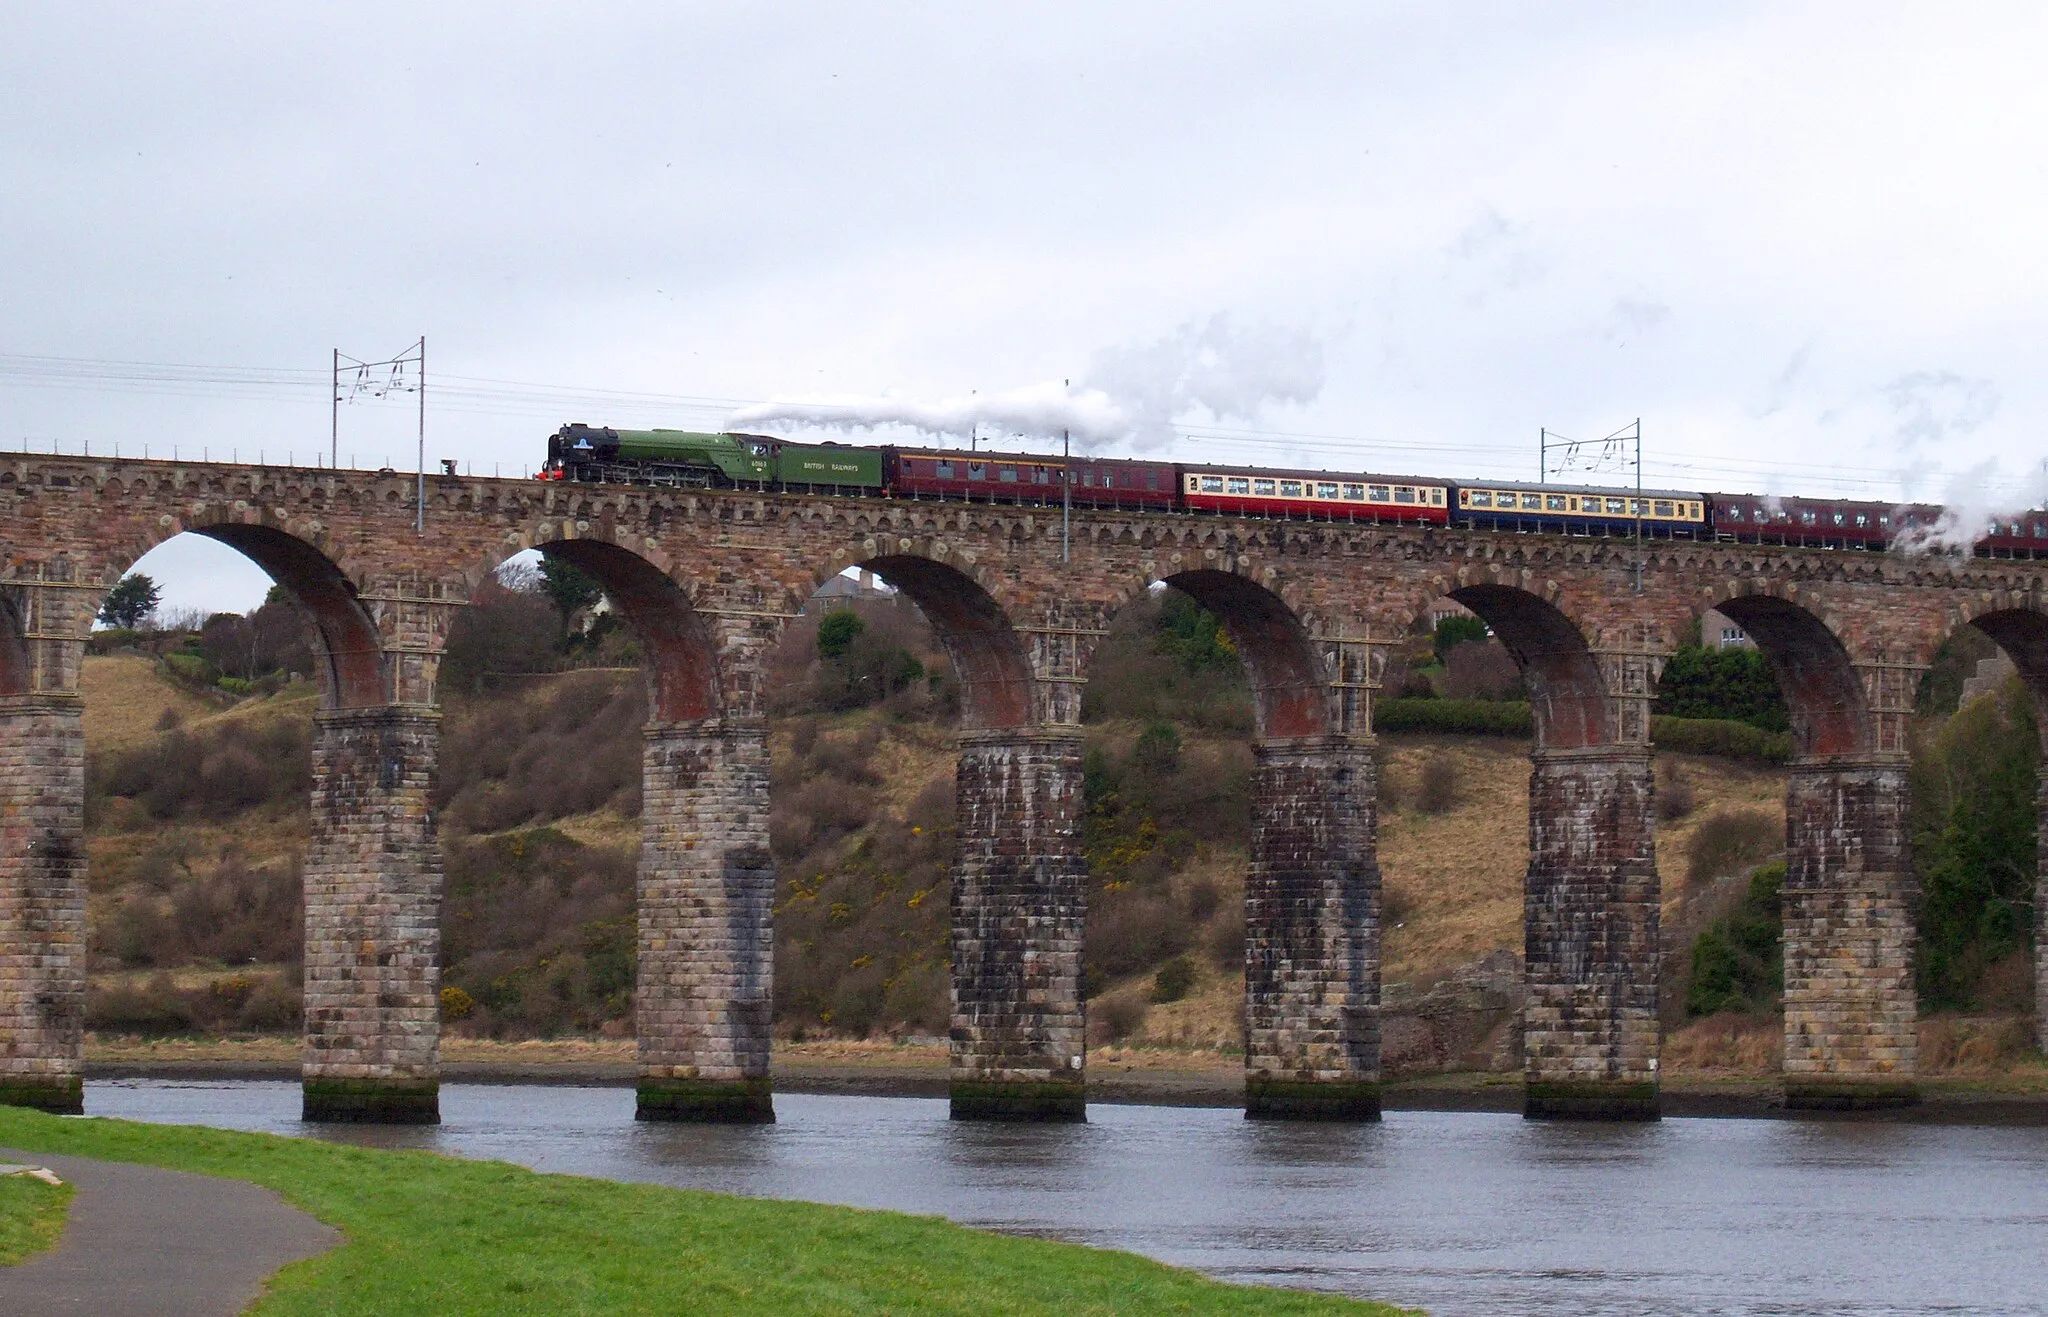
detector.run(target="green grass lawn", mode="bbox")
[0,1169,74,1266]
[0,1107,1417,1315]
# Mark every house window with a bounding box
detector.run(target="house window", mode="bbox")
[1317,482,1339,499]
[1395,487,1415,503]
[1200,475,1224,493]
[1342,483,1365,500]
[1720,626,1747,647]
[935,461,954,479]
[1228,477,1251,495]
[1253,479,1276,496]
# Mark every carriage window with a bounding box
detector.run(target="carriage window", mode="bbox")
[998,466,1017,482]
[1431,489,1444,504]
[2014,522,2025,535]
[1855,513,1868,527]
[1146,470,1159,490]
[1201,475,1225,493]
[1471,490,1492,508]
[1606,498,1626,514]
[1830,511,1843,525]
[1546,494,1568,511]
[1279,480,1303,497]
[1395,487,1415,503]
[1728,507,1744,521]
[1800,510,1816,524]
[1878,514,1890,526]
[968,463,986,481]
[1317,482,1339,499]
[1654,501,1675,517]
[1689,504,1701,517]
[1522,493,1542,509]
[1228,477,1251,495]
[1033,467,1049,484]
[935,461,954,479]
[1342,483,1365,500]
[2035,522,2047,538]
[1369,485,1391,501]
[1082,468,1096,486]
[1254,479,1277,496]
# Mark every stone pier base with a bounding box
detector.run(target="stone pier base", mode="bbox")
[1784,759,1919,1110]
[951,729,1086,1122]
[637,721,775,1123]
[1524,746,1660,1121]
[301,708,443,1124]
[0,696,85,1114]
[1244,736,1381,1121]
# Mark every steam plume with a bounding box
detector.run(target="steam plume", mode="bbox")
[727,314,1323,450]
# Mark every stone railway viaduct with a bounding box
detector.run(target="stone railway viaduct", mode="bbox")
[0,453,2043,1122]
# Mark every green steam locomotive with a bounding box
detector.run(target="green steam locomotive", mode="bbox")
[542,423,883,491]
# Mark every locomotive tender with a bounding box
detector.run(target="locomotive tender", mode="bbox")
[540,423,2048,557]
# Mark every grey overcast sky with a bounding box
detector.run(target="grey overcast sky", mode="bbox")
[6,4,2047,614]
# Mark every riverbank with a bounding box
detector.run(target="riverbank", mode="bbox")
[0,1106,1409,1315]
[83,1035,2048,1121]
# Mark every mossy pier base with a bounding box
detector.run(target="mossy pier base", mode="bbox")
[301,1078,440,1124]
[1245,1077,1382,1121]
[948,1080,1086,1122]
[0,1076,82,1115]
[1524,1080,1661,1121]
[1782,1079,1921,1112]
[636,1079,775,1123]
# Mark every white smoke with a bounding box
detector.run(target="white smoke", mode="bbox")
[727,314,1323,451]
[1891,459,2048,556]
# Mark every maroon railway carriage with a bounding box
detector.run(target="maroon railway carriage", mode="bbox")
[1703,491,2048,553]
[883,447,1177,510]
[1179,464,1450,524]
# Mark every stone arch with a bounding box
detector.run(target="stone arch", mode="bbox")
[1707,592,1868,757]
[1446,584,1610,748]
[806,553,1035,732]
[108,523,387,709]
[535,537,722,723]
[1953,605,2048,719]
[1149,568,1326,740]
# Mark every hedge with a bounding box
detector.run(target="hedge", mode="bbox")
[1372,698,1790,764]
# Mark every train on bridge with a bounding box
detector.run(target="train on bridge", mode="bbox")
[540,422,2048,558]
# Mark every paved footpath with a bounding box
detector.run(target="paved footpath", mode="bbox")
[0,1146,341,1315]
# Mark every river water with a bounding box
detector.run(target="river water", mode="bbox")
[84,1080,2048,1315]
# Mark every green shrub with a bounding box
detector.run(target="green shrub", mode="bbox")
[1374,698,1533,737]
[1911,678,2039,1010]
[1149,954,1195,1003]
[1685,861,1785,1016]
[1651,715,1792,763]
[1654,644,1790,732]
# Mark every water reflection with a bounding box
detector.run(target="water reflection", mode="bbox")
[82,1081,2048,1317]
